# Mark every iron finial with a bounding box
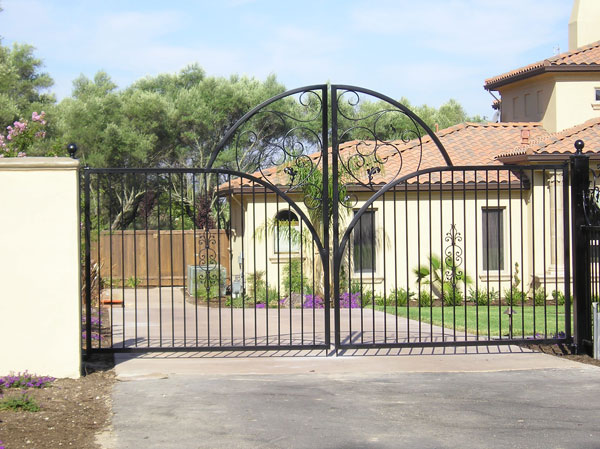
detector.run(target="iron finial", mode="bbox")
[67,143,78,159]
[574,139,585,155]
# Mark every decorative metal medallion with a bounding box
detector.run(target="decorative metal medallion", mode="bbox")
[443,224,465,288]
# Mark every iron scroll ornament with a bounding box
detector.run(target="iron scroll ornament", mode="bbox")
[332,85,454,208]
[206,85,327,199]
[444,224,465,289]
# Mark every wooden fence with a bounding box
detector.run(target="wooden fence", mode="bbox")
[91,229,230,287]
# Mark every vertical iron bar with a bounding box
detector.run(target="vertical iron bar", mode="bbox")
[120,175,126,348]
[531,169,536,339]
[84,169,92,357]
[181,173,187,347]
[168,173,175,347]
[144,173,150,347]
[192,173,198,347]
[563,163,571,341]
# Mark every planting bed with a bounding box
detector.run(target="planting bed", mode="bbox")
[0,357,114,449]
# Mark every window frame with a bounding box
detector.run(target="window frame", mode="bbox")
[273,210,300,254]
[481,207,506,273]
[352,209,377,274]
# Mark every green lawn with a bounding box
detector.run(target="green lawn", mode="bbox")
[376,304,572,338]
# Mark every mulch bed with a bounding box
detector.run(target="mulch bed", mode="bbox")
[0,356,115,449]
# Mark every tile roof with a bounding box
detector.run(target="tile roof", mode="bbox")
[485,41,600,90]
[497,117,600,159]
[222,122,550,189]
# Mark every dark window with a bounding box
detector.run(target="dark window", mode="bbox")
[353,210,376,273]
[596,88,600,102]
[274,210,299,253]
[482,209,504,271]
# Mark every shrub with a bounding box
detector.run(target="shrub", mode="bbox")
[534,288,547,306]
[418,290,432,307]
[282,260,313,297]
[386,288,414,307]
[442,283,463,306]
[552,290,566,306]
[374,295,386,307]
[468,287,499,306]
[504,287,526,306]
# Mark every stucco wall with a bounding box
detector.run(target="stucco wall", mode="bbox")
[0,158,81,379]
[554,75,600,131]
[498,73,600,132]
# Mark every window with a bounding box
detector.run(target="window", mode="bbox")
[482,209,504,271]
[273,210,299,253]
[595,88,600,102]
[353,210,376,273]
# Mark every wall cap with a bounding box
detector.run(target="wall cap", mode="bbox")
[0,157,80,170]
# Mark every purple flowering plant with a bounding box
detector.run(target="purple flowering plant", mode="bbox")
[0,371,55,389]
[339,292,361,308]
[0,111,47,158]
[82,316,104,341]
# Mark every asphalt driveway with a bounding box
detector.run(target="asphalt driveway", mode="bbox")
[101,351,600,449]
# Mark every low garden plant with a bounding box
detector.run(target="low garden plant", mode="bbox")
[552,290,566,306]
[0,372,54,414]
[0,372,55,389]
[468,287,499,305]
[0,393,40,412]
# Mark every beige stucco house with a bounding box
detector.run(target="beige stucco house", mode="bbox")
[220,0,600,305]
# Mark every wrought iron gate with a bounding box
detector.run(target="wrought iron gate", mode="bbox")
[83,84,572,355]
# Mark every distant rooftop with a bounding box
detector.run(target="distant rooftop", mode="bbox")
[484,41,600,90]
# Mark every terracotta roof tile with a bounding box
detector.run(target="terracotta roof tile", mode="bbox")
[485,41,600,89]
[496,117,600,158]
[223,122,549,189]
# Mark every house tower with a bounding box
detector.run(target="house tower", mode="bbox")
[569,0,600,51]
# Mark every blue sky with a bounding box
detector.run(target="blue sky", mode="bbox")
[0,0,571,119]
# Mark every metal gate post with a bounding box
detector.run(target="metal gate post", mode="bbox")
[331,86,341,352]
[83,168,92,359]
[570,140,592,355]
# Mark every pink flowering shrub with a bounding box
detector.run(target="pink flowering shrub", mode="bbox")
[0,111,47,158]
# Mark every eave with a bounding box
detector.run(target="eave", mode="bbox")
[484,65,600,91]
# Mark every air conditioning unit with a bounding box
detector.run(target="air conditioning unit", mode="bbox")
[187,264,227,298]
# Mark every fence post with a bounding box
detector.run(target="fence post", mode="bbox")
[570,139,592,355]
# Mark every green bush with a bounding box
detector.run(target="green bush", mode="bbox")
[504,287,526,306]
[282,260,313,297]
[244,271,280,306]
[386,288,414,307]
[552,290,566,306]
[442,283,463,306]
[374,295,386,307]
[468,287,499,305]
[534,288,547,306]
[418,290,432,307]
